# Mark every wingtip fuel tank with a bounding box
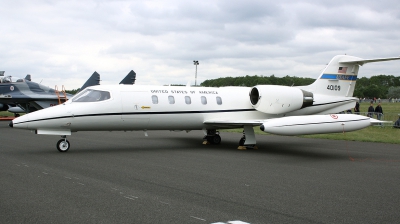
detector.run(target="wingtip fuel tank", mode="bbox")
[260,114,376,136]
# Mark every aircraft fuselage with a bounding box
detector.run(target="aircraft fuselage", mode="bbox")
[12,84,356,134]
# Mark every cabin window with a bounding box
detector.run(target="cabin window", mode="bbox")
[216,96,222,105]
[152,95,158,104]
[168,96,175,104]
[201,96,207,105]
[72,89,111,102]
[185,96,191,104]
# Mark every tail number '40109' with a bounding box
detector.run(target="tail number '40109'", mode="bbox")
[327,85,341,91]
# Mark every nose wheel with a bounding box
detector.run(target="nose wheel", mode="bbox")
[57,137,70,152]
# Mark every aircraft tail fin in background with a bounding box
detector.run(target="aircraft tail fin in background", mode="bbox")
[24,74,32,81]
[119,70,136,85]
[303,55,400,97]
[79,71,101,92]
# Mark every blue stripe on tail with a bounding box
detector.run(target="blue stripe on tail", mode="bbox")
[320,74,357,81]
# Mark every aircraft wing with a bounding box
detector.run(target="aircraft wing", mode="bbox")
[205,115,387,135]
[204,119,265,128]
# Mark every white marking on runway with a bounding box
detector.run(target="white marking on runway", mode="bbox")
[211,221,251,224]
[190,216,206,221]
[124,195,137,200]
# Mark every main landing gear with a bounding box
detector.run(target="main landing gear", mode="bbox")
[203,129,221,145]
[202,126,258,150]
[237,125,258,150]
[56,135,70,152]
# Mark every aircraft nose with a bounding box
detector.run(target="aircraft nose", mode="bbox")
[9,121,13,128]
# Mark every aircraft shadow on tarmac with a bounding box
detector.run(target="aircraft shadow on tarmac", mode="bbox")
[25,132,347,161]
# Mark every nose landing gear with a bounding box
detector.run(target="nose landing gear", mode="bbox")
[57,135,70,152]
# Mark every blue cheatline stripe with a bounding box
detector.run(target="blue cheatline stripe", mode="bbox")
[320,74,357,81]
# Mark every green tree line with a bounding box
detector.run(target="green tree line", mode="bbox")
[353,75,400,98]
[201,75,315,87]
[65,88,80,95]
[200,74,400,98]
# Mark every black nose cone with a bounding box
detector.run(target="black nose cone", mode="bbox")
[9,121,13,128]
[260,124,264,131]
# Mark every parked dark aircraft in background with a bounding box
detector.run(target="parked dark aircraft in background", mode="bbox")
[1,70,137,115]
[0,71,100,113]
[119,70,136,85]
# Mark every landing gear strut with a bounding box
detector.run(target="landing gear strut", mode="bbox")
[237,126,258,150]
[56,135,70,152]
[203,129,221,145]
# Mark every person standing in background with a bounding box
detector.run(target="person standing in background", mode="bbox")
[354,101,360,114]
[375,103,383,120]
[368,103,374,118]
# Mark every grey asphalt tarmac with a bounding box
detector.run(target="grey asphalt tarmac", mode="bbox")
[1,120,400,224]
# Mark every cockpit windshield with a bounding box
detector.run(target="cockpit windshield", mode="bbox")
[0,76,25,83]
[72,89,111,102]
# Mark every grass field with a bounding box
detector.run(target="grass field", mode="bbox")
[224,101,400,144]
[0,111,22,117]
[300,101,400,144]
[1,102,400,144]
[0,111,15,117]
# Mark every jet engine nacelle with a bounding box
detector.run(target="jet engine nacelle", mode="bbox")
[249,85,313,114]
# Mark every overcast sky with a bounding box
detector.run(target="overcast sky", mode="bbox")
[1,0,400,89]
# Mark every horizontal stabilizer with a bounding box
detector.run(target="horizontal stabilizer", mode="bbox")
[339,56,400,65]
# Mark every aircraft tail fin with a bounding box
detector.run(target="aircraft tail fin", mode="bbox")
[119,70,136,85]
[24,74,32,81]
[79,71,101,92]
[303,55,400,97]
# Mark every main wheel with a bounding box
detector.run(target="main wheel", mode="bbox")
[239,137,245,146]
[57,139,70,152]
[208,135,221,145]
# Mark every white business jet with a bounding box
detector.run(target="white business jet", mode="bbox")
[9,55,400,152]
